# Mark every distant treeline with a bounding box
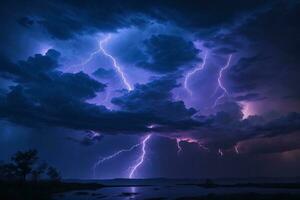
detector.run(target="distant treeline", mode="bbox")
[0,149,61,182]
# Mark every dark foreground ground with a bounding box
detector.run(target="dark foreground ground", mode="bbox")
[0,181,103,200]
[1,181,300,200]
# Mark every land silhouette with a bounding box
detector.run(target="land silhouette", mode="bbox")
[1,149,300,200]
[0,149,102,200]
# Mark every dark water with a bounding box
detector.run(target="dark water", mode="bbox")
[55,179,300,200]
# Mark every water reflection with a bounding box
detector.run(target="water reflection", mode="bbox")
[129,186,137,199]
[55,184,300,200]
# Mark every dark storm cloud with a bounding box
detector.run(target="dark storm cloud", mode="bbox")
[194,110,300,152]
[239,1,300,100]
[0,56,21,79]
[212,47,237,55]
[0,50,112,130]
[1,0,268,41]
[0,81,152,133]
[234,93,266,102]
[92,68,115,79]
[237,1,300,57]
[0,49,60,81]
[240,132,300,155]
[254,112,300,137]
[227,55,271,92]
[1,0,300,160]
[0,50,144,132]
[2,48,297,153]
[0,50,200,134]
[112,75,196,120]
[0,83,199,134]
[0,49,105,100]
[138,34,199,73]
[208,1,300,101]
[110,74,202,131]
[17,17,35,28]
[39,16,85,40]
[214,101,244,123]
[89,68,299,153]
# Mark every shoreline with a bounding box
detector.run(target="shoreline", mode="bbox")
[1,181,300,200]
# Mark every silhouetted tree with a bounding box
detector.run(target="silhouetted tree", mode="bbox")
[11,149,38,181]
[47,166,61,182]
[1,150,62,183]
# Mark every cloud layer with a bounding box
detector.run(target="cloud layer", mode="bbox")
[0,0,299,178]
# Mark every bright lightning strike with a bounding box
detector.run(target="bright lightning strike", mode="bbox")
[217,54,232,95]
[93,142,141,178]
[66,35,133,91]
[99,35,133,91]
[213,54,232,107]
[71,50,101,73]
[176,137,208,155]
[218,148,224,156]
[129,134,151,179]
[176,138,183,154]
[184,53,208,95]
[63,42,101,74]
[234,144,240,154]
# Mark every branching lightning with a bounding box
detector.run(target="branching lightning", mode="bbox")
[63,41,102,74]
[65,34,132,91]
[129,134,151,178]
[213,54,232,107]
[61,31,242,179]
[93,134,151,179]
[93,134,234,178]
[176,137,208,155]
[184,53,208,95]
[64,35,135,179]
[93,142,142,178]
[70,49,101,73]
[99,35,133,91]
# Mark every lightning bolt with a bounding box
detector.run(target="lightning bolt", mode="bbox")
[184,53,208,95]
[176,137,208,155]
[129,134,151,179]
[99,35,133,91]
[176,138,183,154]
[93,134,151,179]
[93,142,142,178]
[212,54,232,107]
[63,40,102,74]
[71,50,101,73]
[64,35,133,91]
[234,144,240,154]
[218,148,224,156]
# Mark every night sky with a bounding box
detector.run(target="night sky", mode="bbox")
[0,0,300,180]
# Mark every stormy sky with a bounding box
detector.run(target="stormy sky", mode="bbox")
[0,0,300,179]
